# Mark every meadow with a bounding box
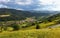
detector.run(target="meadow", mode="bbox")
[0,19,59,38]
[0,28,60,38]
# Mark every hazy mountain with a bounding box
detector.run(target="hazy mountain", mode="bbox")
[0,8,52,21]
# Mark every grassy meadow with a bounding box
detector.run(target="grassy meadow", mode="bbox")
[0,28,60,38]
[0,21,60,38]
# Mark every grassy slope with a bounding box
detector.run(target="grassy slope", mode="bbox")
[0,19,59,38]
[0,28,60,38]
[21,21,57,30]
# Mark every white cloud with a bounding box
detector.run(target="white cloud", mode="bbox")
[39,0,54,5]
[0,0,10,3]
[39,0,60,6]
[0,4,8,8]
[38,0,60,11]
[15,0,33,5]
[0,0,60,11]
[0,0,33,5]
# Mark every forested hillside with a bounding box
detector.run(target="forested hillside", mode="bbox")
[45,13,60,22]
[0,8,51,21]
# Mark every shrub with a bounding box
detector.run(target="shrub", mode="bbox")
[35,21,40,29]
[11,23,20,31]
[36,24,40,29]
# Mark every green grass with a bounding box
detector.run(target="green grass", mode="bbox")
[0,20,59,38]
[39,21,56,28]
[21,21,56,29]
[0,28,60,38]
[18,21,57,30]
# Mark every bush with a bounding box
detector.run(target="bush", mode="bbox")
[11,23,20,31]
[36,24,40,29]
[35,21,40,29]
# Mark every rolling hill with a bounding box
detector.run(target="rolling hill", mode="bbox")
[0,8,51,21]
[46,13,60,22]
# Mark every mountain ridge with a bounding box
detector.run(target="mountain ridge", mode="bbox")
[0,8,52,21]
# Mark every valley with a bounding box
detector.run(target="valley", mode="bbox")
[0,8,60,38]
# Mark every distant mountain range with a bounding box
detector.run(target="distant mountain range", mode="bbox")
[0,8,58,21]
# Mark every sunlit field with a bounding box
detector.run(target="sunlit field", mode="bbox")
[0,28,60,38]
[0,18,60,38]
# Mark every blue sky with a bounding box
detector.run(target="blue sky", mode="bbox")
[0,0,60,11]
